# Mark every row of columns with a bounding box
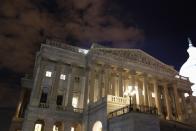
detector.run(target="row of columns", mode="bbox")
[88,64,186,121]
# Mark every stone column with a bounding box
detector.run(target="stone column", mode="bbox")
[62,75,69,107]
[44,119,54,131]
[89,69,95,103]
[114,76,119,96]
[147,85,152,107]
[30,61,46,107]
[104,68,109,96]
[98,69,103,99]
[111,73,116,96]
[138,82,143,105]
[129,71,136,104]
[78,76,86,108]
[135,78,140,105]
[118,68,124,97]
[173,82,183,121]
[83,68,90,108]
[163,82,172,120]
[181,91,187,119]
[63,122,72,131]
[153,79,161,115]
[49,63,62,110]
[142,76,149,106]
[66,66,74,110]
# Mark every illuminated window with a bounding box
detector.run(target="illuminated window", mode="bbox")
[152,92,155,98]
[92,121,102,131]
[60,74,66,80]
[71,127,75,131]
[78,48,89,54]
[184,93,189,98]
[46,71,52,77]
[72,97,78,108]
[34,124,42,131]
[53,125,58,131]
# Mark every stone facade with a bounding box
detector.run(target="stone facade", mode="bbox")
[10,39,195,131]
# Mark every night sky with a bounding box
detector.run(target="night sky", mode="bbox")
[0,0,196,129]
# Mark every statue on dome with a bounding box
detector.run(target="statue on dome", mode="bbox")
[180,38,196,96]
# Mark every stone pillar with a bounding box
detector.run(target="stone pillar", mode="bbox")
[30,61,46,107]
[49,63,62,110]
[135,79,140,105]
[138,83,143,105]
[78,76,86,108]
[173,82,183,121]
[62,75,69,107]
[181,91,187,119]
[83,68,90,108]
[67,66,74,110]
[118,69,124,97]
[44,119,54,131]
[153,79,161,115]
[98,69,103,99]
[163,82,172,120]
[111,73,116,96]
[104,68,109,96]
[147,85,152,107]
[142,76,149,106]
[114,76,119,96]
[64,122,72,131]
[130,73,136,104]
[89,69,95,103]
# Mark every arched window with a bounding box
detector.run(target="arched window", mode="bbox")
[92,121,102,131]
[34,120,44,131]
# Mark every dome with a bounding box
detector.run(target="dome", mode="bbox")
[179,38,196,96]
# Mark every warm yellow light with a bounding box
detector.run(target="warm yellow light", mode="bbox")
[71,127,75,131]
[184,93,189,98]
[34,124,42,131]
[92,121,102,131]
[46,71,52,77]
[123,86,136,96]
[72,97,78,108]
[53,125,58,131]
[151,92,155,98]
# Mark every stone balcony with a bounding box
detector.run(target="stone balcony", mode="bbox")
[107,95,129,105]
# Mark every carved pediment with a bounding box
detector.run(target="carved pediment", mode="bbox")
[90,48,178,75]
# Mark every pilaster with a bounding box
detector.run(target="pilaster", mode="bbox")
[163,82,172,120]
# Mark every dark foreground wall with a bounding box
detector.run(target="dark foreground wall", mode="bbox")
[109,112,160,131]
[160,120,196,131]
[0,107,15,131]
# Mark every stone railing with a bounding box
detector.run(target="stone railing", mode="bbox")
[108,104,158,119]
[56,105,83,113]
[39,103,49,108]
[107,95,129,105]
[175,75,189,81]
[45,39,88,55]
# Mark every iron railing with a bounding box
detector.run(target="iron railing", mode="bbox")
[39,103,49,108]
[108,104,158,119]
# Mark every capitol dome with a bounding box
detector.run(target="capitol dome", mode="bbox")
[180,38,196,96]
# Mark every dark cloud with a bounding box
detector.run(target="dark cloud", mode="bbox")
[0,0,143,73]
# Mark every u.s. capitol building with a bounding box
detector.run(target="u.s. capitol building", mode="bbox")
[9,39,196,131]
